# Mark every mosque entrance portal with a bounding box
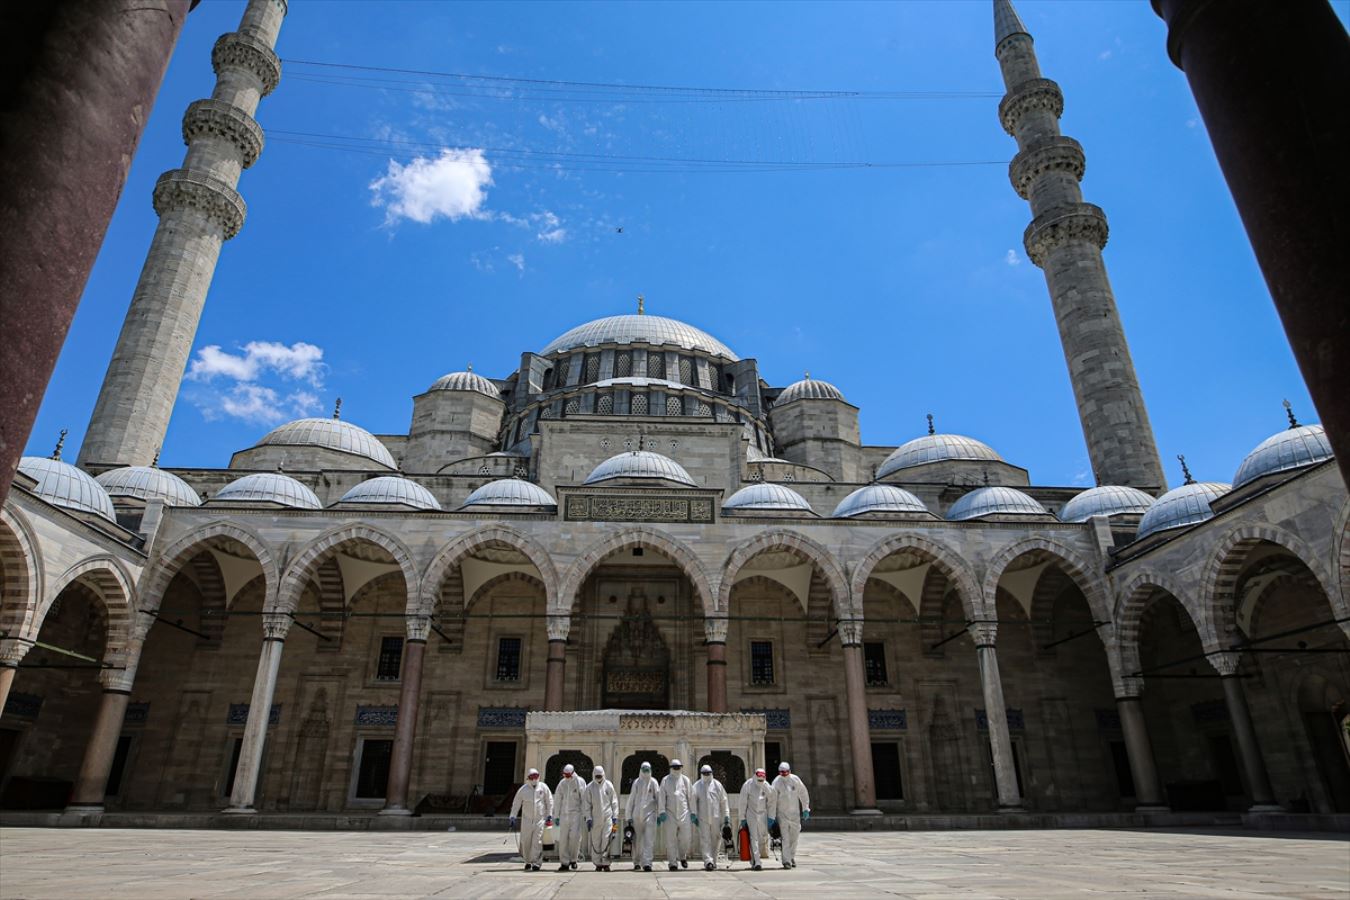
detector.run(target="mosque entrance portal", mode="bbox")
[601,590,670,709]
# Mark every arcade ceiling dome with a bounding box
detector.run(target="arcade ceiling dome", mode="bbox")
[832,484,929,518]
[96,465,202,508]
[877,433,1003,479]
[723,483,814,513]
[1232,424,1332,488]
[338,476,441,511]
[428,370,502,399]
[213,472,322,509]
[946,486,1048,521]
[255,418,396,469]
[18,457,117,522]
[585,450,697,487]
[1057,485,1155,523]
[540,314,738,361]
[462,479,557,508]
[1136,481,1231,540]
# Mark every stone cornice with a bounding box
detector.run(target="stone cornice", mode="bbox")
[1022,202,1109,267]
[212,31,282,96]
[182,99,264,168]
[152,168,247,239]
[1009,136,1085,200]
[998,78,1064,136]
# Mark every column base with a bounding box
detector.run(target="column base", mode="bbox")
[849,808,883,816]
[1247,804,1284,813]
[996,805,1026,815]
[378,807,413,816]
[61,804,104,815]
[1133,805,1171,814]
[221,806,257,815]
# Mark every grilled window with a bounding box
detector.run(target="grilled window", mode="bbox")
[584,354,600,383]
[557,355,573,385]
[564,397,580,415]
[864,642,888,686]
[631,393,649,415]
[496,637,522,682]
[750,641,775,686]
[375,636,404,681]
[596,394,613,415]
[666,395,683,416]
[616,352,632,377]
[647,354,665,379]
[696,401,712,417]
[678,357,693,385]
[539,405,554,419]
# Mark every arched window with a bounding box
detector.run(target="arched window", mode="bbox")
[545,751,595,786]
[698,752,745,790]
[647,354,665,379]
[542,367,555,391]
[666,395,683,416]
[631,393,649,415]
[596,394,614,415]
[564,397,580,416]
[696,401,712,417]
[678,356,693,385]
[585,354,600,383]
[616,351,632,378]
[620,751,671,794]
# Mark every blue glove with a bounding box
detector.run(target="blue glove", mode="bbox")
[657,812,667,824]
[723,816,730,827]
[611,817,619,826]
[509,817,518,829]
[802,809,810,822]
[767,818,776,829]
[690,813,700,826]
[587,819,593,829]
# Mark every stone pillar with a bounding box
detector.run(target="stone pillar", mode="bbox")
[971,622,1023,811]
[839,618,880,814]
[0,639,29,714]
[544,615,569,711]
[224,612,288,813]
[78,0,289,468]
[1213,654,1279,811]
[66,642,142,811]
[381,615,429,816]
[704,617,728,714]
[1115,684,1168,811]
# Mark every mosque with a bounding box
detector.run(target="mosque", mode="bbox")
[1,0,1347,823]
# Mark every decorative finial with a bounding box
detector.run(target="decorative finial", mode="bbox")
[1177,454,1195,485]
[1282,398,1298,429]
[332,397,342,420]
[637,294,645,316]
[51,429,67,461]
[152,447,161,468]
[466,362,473,372]
[803,371,811,381]
[926,413,935,436]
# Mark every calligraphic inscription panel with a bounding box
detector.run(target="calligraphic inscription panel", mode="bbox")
[565,494,715,523]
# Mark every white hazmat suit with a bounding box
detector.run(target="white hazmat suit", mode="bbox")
[658,763,693,870]
[509,772,553,870]
[553,765,585,870]
[625,763,661,870]
[770,765,811,868]
[691,768,730,870]
[582,768,620,871]
[739,770,773,868]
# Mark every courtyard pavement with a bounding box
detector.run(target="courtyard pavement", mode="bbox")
[1,826,1347,898]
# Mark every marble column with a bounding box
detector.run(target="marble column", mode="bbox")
[66,641,143,811]
[839,618,880,813]
[1115,681,1168,810]
[0,638,29,714]
[705,617,728,714]
[1213,653,1279,811]
[971,622,1023,811]
[544,615,569,711]
[381,615,429,816]
[224,612,289,813]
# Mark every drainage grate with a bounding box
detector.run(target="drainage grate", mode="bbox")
[465,852,521,864]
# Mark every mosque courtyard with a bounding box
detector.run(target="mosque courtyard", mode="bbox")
[1,826,1346,898]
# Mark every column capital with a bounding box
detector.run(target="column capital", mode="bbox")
[837,617,864,647]
[182,99,264,168]
[152,168,247,239]
[1022,202,1109,267]
[997,77,1064,136]
[1115,675,1146,700]
[405,614,431,643]
[1209,651,1243,677]
[98,643,142,692]
[968,620,998,647]
[703,616,728,644]
[547,614,571,643]
[1008,135,1085,200]
[262,612,291,641]
[211,31,281,96]
[0,638,30,668]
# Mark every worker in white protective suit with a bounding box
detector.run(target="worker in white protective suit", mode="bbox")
[769,761,811,868]
[690,764,730,870]
[553,764,585,871]
[625,760,661,871]
[739,767,773,870]
[509,768,554,871]
[582,765,619,872]
[658,759,692,871]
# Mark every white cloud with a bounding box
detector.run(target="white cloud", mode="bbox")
[1005,249,1021,267]
[1098,50,1113,61]
[1186,118,1199,129]
[537,227,567,244]
[187,340,327,424]
[188,341,325,386]
[508,253,526,272]
[369,148,493,225]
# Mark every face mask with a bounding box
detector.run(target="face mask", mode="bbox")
[595,775,603,782]
[702,774,712,782]
[756,774,765,781]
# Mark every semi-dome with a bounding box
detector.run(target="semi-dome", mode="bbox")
[723,483,814,513]
[877,433,1003,479]
[832,484,929,518]
[775,376,845,405]
[428,370,502,399]
[1233,424,1332,488]
[96,466,202,507]
[946,486,1048,521]
[213,472,322,509]
[1136,481,1230,540]
[462,479,557,508]
[585,450,696,487]
[338,476,441,510]
[18,457,117,522]
[541,314,738,361]
[1058,485,1155,523]
[255,418,396,469]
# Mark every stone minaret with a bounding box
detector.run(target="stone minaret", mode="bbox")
[993,0,1167,492]
[79,0,288,468]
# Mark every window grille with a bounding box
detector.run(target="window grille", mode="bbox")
[539,405,554,419]
[585,354,600,383]
[375,636,404,681]
[666,395,683,416]
[496,637,522,682]
[647,354,665,379]
[616,352,632,377]
[678,357,693,385]
[564,397,580,415]
[864,642,889,686]
[631,393,649,415]
[696,401,712,417]
[557,356,572,385]
[750,641,775,685]
[596,394,613,415]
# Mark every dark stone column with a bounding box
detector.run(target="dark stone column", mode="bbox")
[705,617,728,714]
[381,617,428,815]
[1116,694,1168,810]
[840,620,880,813]
[1217,665,1279,810]
[66,689,132,810]
[543,615,569,711]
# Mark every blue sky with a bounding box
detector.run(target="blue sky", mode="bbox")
[30,0,1350,487]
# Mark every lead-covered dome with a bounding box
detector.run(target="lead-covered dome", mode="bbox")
[832,484,929,518]
[541,315,738,361]
[462,479,557,508]
[585,450,696,487]
[1136,481,1230,540]
[338,476,441,510]
[213,473,322,509]
[775,376,845,405]
[428,370,502,399]
[1233,424,1332,488]
[946,486,1048,521]
[256,418,396,469]
[1058,485,1155,523]
[877,433,1002,479]
[18,457,116,522]
[723,483,814,513]
[96,466,202,507]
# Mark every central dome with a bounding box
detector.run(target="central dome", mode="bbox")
[541,315,738,361]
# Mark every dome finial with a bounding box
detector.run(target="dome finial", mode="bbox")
[152,446,161,468]
[926,413,935,436]
[637,294,645,316]
[51,428,68,461]
[1282,398,1298,429]
[1177,454,1195,485]
[466,362,473,372]
[332,397,342,420]
[804,370,811,380]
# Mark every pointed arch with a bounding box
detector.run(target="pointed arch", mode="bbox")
[982,536,1112,637]
[41,556,136,651]
[558,527,714,616]
[468,570,548,608]
[276,523,419,616]
[0,504,43,640]
[719,529,851,618]
[851,533,981,621]
[141,520,278,620]
[421,524,559,617]
[1113,570,1201,682]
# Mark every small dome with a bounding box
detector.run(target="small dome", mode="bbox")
[877,433,1002,479]
[96,466,202,507]
[213,473,322,509]
[256,418,396,469]
[1136,481,1231,539]
[946,486,1048,521]
[1058,485,1155,523]
[585,450,696,487]
[723,483,814,513]
[541,314,738,361]
[428,370,502,399]
[18,457,116,522]
[832,484,929,518]
[462,479,557,508]
[338,476,441,510]
[1233,424,1332,488]
[775,376,845,405]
